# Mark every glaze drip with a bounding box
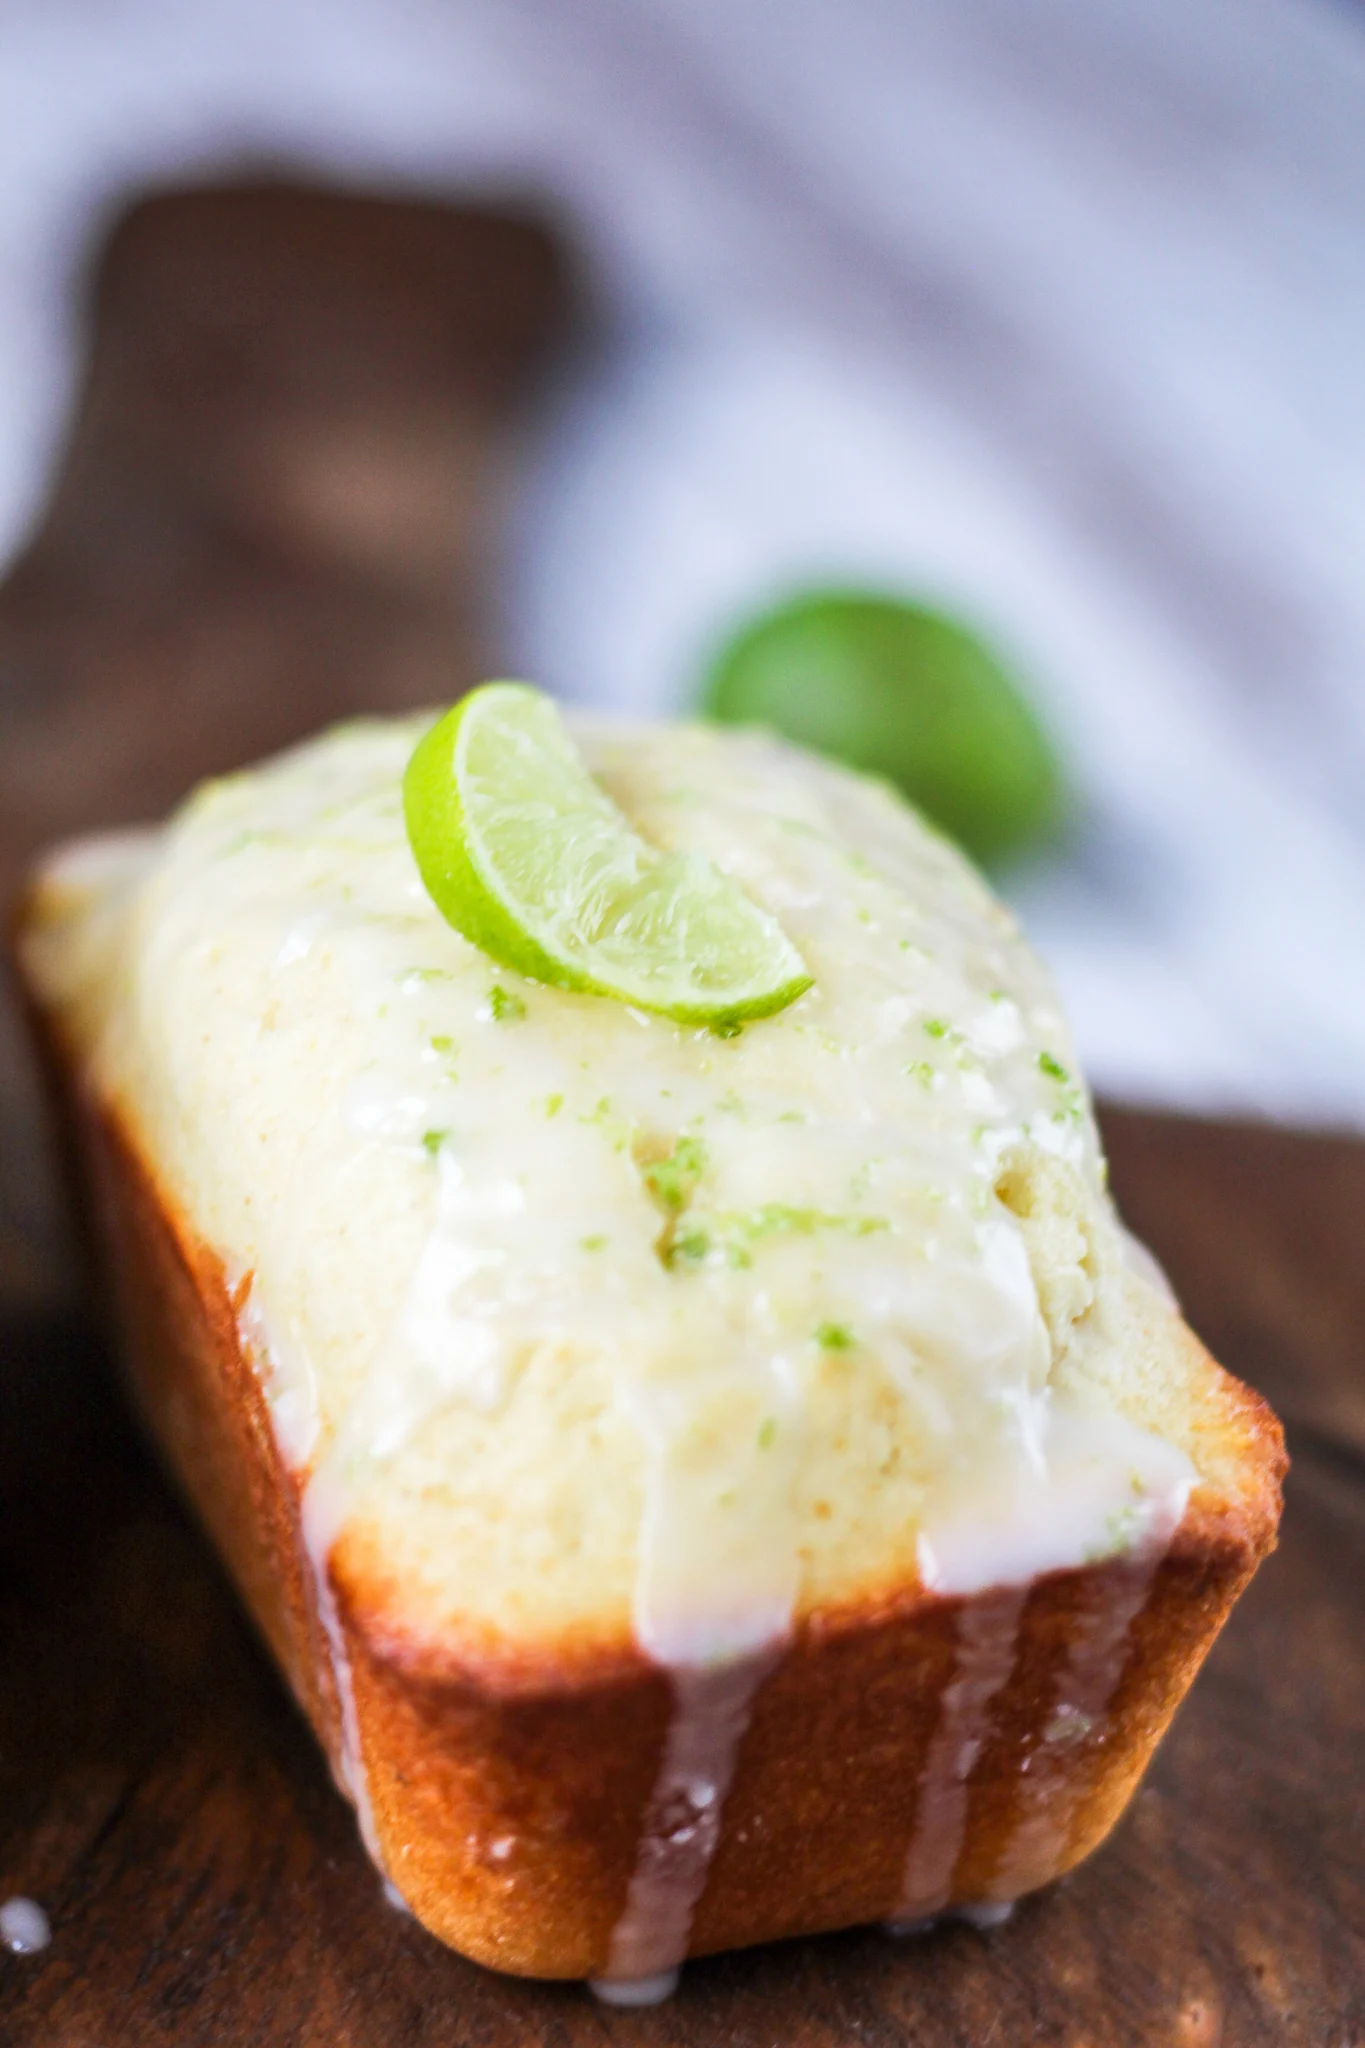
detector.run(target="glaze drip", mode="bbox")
[986,1538,1171,1902]
[299,1466,390,1878]
[596,1651,779,1991]
[892,1584,1028,1926]
[0,1898,51,1955]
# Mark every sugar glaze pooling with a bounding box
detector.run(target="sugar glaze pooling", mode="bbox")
[1,1898,51,1956]
[25,717,1198,1994]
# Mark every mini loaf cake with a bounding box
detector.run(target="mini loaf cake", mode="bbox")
[16,714,1283,1997]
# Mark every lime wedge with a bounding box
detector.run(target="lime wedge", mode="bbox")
[403,684,812,1026]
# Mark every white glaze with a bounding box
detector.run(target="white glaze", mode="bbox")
[589,1968,681,2006]
[230,1266,319,1469]
[298,1465,388,1874]
[904,1399,1190,1925]
[20,715,1209,1991]
[885,1897,1016,1938]
[599,1649,779,1987]
[892,1583,1028,1926]
[0,1898,50,1955]
[591,1342,804,1996]
[916,1395,1193,1600]
[985,1527,1179,1902]
[231,1274,386,1875]
[957,1899,1015,1929]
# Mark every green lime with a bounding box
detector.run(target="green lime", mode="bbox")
[702,591,1064,865]
[403,683,813,1026]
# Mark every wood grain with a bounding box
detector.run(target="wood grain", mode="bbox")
[1,175,1361,2045]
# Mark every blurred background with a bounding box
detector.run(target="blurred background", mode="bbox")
[2,0,1364,1309]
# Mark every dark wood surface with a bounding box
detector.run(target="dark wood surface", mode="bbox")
[1,178,1362,2046]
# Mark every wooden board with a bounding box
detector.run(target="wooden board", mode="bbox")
[1,177,1362,2046]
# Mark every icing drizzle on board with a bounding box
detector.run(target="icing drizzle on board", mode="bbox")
[22,716,1200,1995]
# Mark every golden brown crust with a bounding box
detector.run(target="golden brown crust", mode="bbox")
[26,992,1285,1979]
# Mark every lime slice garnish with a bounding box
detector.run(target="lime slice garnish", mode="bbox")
[702,590,1065,867]
[403,683,813,1026]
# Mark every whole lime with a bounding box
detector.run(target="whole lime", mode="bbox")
[701,591,1064,866]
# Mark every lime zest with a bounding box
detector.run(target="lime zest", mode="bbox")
[664,1203,888,1272]
[641,1135,707,1215]
[486,984,526,1023]
[666,1223,713,1268]
[403,684,813,1025]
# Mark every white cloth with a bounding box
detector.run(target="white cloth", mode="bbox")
[2,0,1363,1125]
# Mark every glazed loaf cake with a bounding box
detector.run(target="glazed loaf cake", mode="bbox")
[16,714,1283,1994]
